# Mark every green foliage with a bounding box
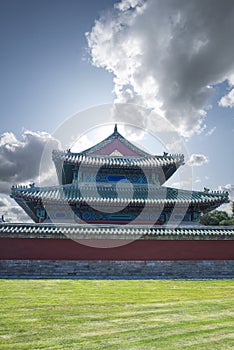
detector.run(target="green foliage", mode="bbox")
[0,280,234,350]
[199,210,234,226]
[220,218,234,226]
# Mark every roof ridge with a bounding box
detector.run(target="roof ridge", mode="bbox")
[52,126,150,157]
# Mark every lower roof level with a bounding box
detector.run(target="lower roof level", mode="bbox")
[0,223,233,240]
[11,183,229,206]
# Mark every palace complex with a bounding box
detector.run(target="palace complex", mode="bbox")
[11,125,229,225]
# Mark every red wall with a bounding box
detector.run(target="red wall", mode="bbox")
[0,238,234,260]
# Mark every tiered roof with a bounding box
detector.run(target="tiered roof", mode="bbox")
[11,183,229,208]
[10,125,230,223]
[52,125,184,185]
[52,151,184,169]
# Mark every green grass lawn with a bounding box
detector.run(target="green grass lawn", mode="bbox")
[0,280,233,350]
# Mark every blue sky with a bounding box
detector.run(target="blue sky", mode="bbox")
[0,0,234,221]
[0,0,115,133]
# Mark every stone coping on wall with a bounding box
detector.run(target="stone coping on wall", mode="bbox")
[0,223,234,240]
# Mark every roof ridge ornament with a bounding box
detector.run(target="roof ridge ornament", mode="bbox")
[114,123,118,133]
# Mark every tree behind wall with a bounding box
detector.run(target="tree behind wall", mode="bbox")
[199,211,234,226]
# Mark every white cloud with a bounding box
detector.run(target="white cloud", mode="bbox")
[218,184,234,198]
[0,196,32,223]
[219,88,234,108]
[0,130,60,222]
[169,180,192,191]
[205,126,216,136]
[217,184,234,214]
[166,138,185,153]
[0,130,60,194]
[71,134,94,153]
[187,154,209,167]
[87,0,234,136]
[115,0,145,12]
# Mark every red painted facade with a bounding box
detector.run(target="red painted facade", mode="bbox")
[89,138,142,156]
[0,238,233,260]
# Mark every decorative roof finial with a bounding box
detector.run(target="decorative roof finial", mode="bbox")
[114,123,118,133]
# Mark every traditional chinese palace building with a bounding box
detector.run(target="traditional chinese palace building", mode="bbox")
[11,125,229,225]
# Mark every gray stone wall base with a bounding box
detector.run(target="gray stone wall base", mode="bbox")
[0,260,234,279]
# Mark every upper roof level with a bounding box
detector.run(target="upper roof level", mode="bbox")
[53,124,184,160]
[52,125,185,185]
[73,124,150,157]
[52,152,184,169]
